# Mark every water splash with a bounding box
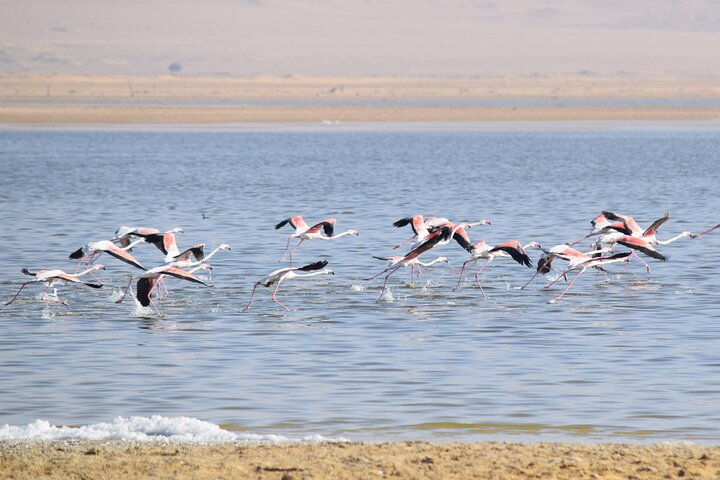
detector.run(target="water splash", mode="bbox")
[350,284,367,292]
[381,286,395,303]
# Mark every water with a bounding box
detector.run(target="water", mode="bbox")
[0,123,719,443]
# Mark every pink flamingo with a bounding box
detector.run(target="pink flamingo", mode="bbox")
[243,260,335,312]
[5,264,105,306]
[276,217,358,263]
[132,227,185,262]
[543,251,632,303]
[365,226,452,303]
[453,240,538,297]
[392,216,490,249]
[134,264,213,316]
[522,244,613,289]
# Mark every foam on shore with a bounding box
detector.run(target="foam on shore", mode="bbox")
[0,416,347,443]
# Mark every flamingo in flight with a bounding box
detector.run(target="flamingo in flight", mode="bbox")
[365,226,452,303]
[243,260,335,312]
[275,217,358,263]
[5,264,105,306]
[132,227,186,263]
[133,264,213,316]
[392,215,490,249]
[453,239,537,297]
[113,226,166,248]
[520,244,611,290]
[544,251,632,303]
[373,255,448,285]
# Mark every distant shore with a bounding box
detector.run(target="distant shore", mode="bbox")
[1,75,719,124]
[2,440,719,479]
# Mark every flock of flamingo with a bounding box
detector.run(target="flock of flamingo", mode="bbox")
[4,212,719,314]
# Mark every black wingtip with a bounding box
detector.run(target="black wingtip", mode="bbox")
[299,260,329,271]
[21,267,35,276]
[392,217,412,228]
[275,218,290,230]
[69,247,84,259]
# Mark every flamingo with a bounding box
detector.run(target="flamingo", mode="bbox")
[113,226,164,248]
[134,264,213,316]
[275,216,311,260]
[543,251,632,303]
[604,211,693,245]
[453,240,538,297]
[373,255,448,285]
[392,216,490,249]
[168,243,231,268]
[276,217,358,263]
[365,226,452,303]
[69,240,146,271]
[522,244,614,290]
[243,260,335,312]
[132,227,185,262]
[5,264,105,306]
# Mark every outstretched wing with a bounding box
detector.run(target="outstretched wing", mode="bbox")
[489,241,533,268]
[642,212,670,237]
[616,236,666,261]
[298,260,329,271]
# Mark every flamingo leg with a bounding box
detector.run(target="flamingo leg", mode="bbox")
[453,258,476,291]
[393,235,416,250]
[280,236,295,262]
[520,270,541,290]
[410,264,415,286]
[550,268,586,303]
[376,266,401,303]
[40,283,67,305]
[287,239,304,265]
[145,281,163,316]
[271,283,292,311]
[632,250,652,273]
[242,283,261,312]
[116,275,136,304]
[5,282,30,305]
[473,259,492,300]
[364,267,394,281]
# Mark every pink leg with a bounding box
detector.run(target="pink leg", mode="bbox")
[287,239,304,265]
[376,266,401,303]
[5,282,30,305]
[116,275,136,304]
[632,251,651,273]
[473,259,491,300]
[521,270,541,290]
[40,284,67,305]
[242,283,261,312]
[453,259,476,291]
[551,268,586,303]
[280,236,294,262]
[271,283,292,311]
[410,264,415,285]
[393,235,416,250]
[144,281,163,316]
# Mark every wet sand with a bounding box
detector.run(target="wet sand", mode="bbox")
[1,441,719,479]
[1,75,719,123]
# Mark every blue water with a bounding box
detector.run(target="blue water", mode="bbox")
[1,123,719,443]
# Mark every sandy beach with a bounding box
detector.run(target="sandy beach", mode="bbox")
[1,75,719,124]
[1,440,719,479]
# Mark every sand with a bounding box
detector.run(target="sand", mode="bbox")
[1,441,719,479]
[1,75,720,124]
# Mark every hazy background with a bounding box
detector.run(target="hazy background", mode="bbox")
[2,0,720,76]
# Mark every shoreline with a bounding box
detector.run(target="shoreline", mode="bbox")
[2,440,719,479]
[2,75,720,124]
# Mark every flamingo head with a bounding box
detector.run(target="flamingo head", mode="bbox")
[218,243,232,250]
[525,241,542,249]
[348,229,359,236]
[477,219,491,226]
[92,264,106,271]
[170,227,184,234]
[437,257,449,263]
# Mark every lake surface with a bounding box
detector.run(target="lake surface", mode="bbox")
[0,123,719,443]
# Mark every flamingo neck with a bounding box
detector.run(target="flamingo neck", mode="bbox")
[656,232,689,245]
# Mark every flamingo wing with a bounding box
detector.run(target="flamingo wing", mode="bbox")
[136,277,156,306]
[159,267,211,286]
[298,260,329,271]
[642,212,670,237]
[452,227,474,252]
[275,216,309,232]
[489,241,533,268]
[95,241,146,270]
[616,236,666,261]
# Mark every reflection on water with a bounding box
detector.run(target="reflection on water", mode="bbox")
[0,125,719,443]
